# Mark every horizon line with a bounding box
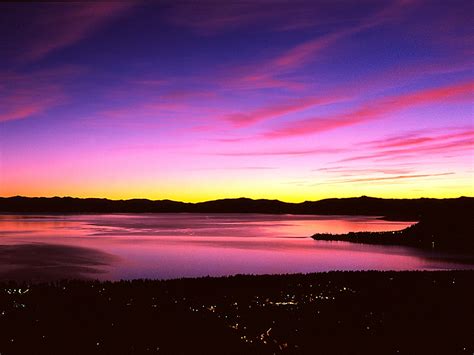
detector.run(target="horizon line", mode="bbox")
[2,195,473,205]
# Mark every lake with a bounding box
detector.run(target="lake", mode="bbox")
[0,213,472,281]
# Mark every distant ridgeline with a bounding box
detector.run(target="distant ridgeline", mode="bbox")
[0,196,473,220]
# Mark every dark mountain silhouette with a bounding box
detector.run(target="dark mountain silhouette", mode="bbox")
[0,196,472,220]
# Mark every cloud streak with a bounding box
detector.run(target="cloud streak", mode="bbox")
[264,80,474,138]
[16,3,134,62]
[0,68,79,122]
[224,95,342,127]
[214,147,342,157]
[166,1,373,34]
[206,1,413,93]
[314,167,414,176]
[341,137,473,163]
[316,172,455,185]
[367,129,474,149]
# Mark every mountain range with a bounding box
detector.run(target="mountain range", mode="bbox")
[1,196,472,220]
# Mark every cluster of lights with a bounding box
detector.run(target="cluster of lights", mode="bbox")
[0,275,466,352]
[5,288,30,295]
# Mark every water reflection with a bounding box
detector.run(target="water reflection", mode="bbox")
[0,214,471,281]
[0,243,119,282]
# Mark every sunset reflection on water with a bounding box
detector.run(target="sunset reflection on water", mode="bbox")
[0,214,471,281]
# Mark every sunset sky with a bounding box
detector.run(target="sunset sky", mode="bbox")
[0,1,473,202]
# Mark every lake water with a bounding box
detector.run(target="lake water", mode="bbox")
[0,214,472,281]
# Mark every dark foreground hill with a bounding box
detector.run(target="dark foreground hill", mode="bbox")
[0,271,472,354]
[1,196,473,220]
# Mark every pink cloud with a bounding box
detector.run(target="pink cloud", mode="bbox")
[90,99,222,132]
[318,172,455,185]
[212,57,472,132]
[0,68,78,122]
[218,71,307,92]
[260,0,412,73]
[205,1,414,92]
[160,89,217,101]
[131,79,169,87]
[166,3,273,34]
[212,137,252,143]
[263,106,383,138]
[214,147,342,157]
[340,137,473,163]
[0,97,61,123]
[315,167,414,176]
[270,31,347,72]
[264,80,474,138]
[20,3,135,62]
[369,129,474,149]
[143,0,466,129]
[167,1,410,37]
[103,102,191,118]
[211,31,352,93]
[224,95,342,127]
[193,166,277,171]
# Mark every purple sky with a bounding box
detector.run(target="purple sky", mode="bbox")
[0,1,473,201]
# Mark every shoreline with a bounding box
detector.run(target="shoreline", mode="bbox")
[312,213,473,253]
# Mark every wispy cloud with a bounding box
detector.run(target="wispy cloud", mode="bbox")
[224,95,342,127]
[263,80,474,138]
[203,60,472,138]
[192,166,277,171]
[166,2,274,34]
[205,1,413,92]
[160,89,217,101]
[314,166,414,176]
[0,67,80,122]
[315,172,455,185]
[340,137,473,163]
[268,30,349,73]
[15,3,135,62]
[167,1,408,37]
[216,71,307,92]
[214,147,342,157]
[102,102,192,119]
[367,129,474,149]
[0,95,61,123]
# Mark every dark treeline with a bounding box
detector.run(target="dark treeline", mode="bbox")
[0,271,472,354]
[1,196,473,219]
[313,205,474,252]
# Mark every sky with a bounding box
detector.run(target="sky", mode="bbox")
[0,1,473,202]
